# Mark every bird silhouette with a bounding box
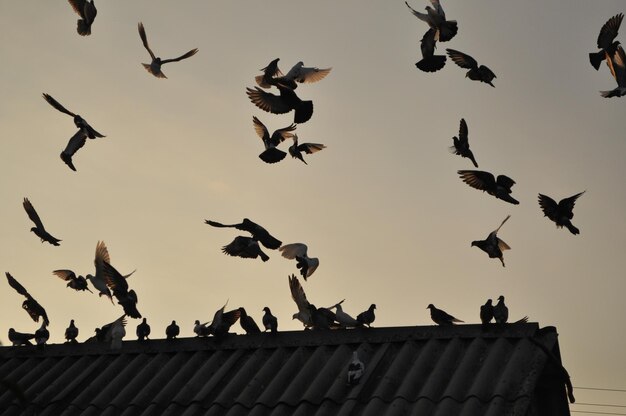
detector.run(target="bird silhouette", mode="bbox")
[600,42,626,97]
[102,260,141,318]
[193,320,210,337]
[262,307,278,333]
[6,272,49,325]
[415,28,447,72]
[252,116,295,164]
[23,198,61,246]
[52,269,93,293]
[67,0,98,36]
[8,329,35,346]
[446,49,496,87]
[493,295,509,324]
[138,22,198,79]
[206,218,282,249]
[472,215,511,267]
[42,93,105,139]
[59,130,88,171]
[238,307,261,334]
[166,321,180,339]
[221,236,270,262]
[289,274,313,327]
[246,85,314,124]
[590,14,624,70]
[356,304,376,327]
[347,351,365,386]
[427,304,463,325]
[279,243,319,280]
[35,322,49,347]
[333,303,362,328]
[86,241,115,303]
[255,58,295,89]
[458,170,519,205]
[450,119,478,167]
[405,0,458,42]
[480,299,494,329]
[288,135,326,165]
[65,320,79,343]
[255,59,331,89]
[136,318,150,341]
[208,302,241,337]
[538,191,585,235]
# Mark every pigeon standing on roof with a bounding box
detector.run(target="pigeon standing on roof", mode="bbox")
[458,170,519,205]
[333,303,361,328]
[427,304,464,325]
[446,49,496,87]
[35,322,49,347]
[493,295,509,324]
[480,299,494,329]
[288,135,326,165]
[450,119,478,167]
[246,85,314,124]
[347,351,365,386]
[86,241,114,303]
[8,329,35,346]
[166,321,180,339]
[356,304,376,328]
[52,269,93,293]
[65,320,79,343]
[309,304,339,330]
[538,191,585,235]
[405,0,458,42]
[42,93,105,139]
[415,28,447,73]
[102,260,141,318]
[252,116,296,164]
[6,272,50,325]
[471,215,511,267]
[110,316,126,349]
[23,198,62,246]
[67,0,98,36]
[136,318,150,341]
[239,307,261,334]
[262,307,278,333]
[193,320,210,337]
[279,243,319,280]
[208,302,241,337]
[138,22,199,79]
[590,14,624,70]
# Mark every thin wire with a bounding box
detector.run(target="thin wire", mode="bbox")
[570,411,626,415]
[574,403,626,408]
[575,387,626,393]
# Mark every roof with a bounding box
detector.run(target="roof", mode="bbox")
[0,323,572,416]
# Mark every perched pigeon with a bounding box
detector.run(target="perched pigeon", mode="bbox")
[206,218,282,249]
[480,299,494,329]
[23,198,61,246]
[252,116,295,164]
[458,170,519,205]
[246,85,314,124]
[333,303,361,328]
[416,28,447,72]
[239,307,261,334]
[356,304,376,327]
[472,215,511,267]
[59,129,88,171]
[65,320,79,343]
[538,191,585,235]
[288,135,326,165]
[193,320,210,337]
[446,49,496,87]
[450,119,478,167]
[35,322,50,347]
[347,351,365,386]
[52,269,92,293]
[6,272,49,325]
[405,0,458,42]
[493,295,509,324]
[279,243,319,280]
[138,22,198,79]
[208,302,241,337]
[91,315,126,349]
[136,318,150,341]
[166,321,180,339]
[42,93,105,139]
[427,304,464,325]
[262,307,278,333]
[67,0,98,36]
[86,241,115,302]
[309,304,339,330]
[102,260,141,319]
[8,329,35,346]
[221,236,270,262]
[590,14,624,70]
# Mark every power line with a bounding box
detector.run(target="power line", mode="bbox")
[574,403,626,408]
[571,411,626,415]
[575,387,626,393]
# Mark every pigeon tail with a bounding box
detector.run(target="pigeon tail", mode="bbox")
[438,21,458,42]
[415,55,446,72]
[60,152,77,171]
[565,223,580,235]
[259,250,270,262]
[589,51,605,71]
[600,87,626,98]
[500,194,520,205]
[77,19,91,36]
[294,101,313,124]
[259,148,287,164]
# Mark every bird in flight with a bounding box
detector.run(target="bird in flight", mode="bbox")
[52,269,93,293]
[246,85,314,124]
[42,93,105,139]
[450,118,478,167]
[6,272,50,326]
[23,198,61,246]
[427,304,463,325]
[252,116,296,164]
[405,0,458,42]
[471,215,511,267]
[415,28,447,73]
[589,14,624,70]
[600,42,626,97]
[255,59,332,89]
[458,170,519,205]
[138,22,199,79]
[538,191,585,235]
[102,260,141,319]
[206,218,281,262]
[279,243,320,280]
[288,135,326,165]
[67,0,98,36]
[446,49,496,87]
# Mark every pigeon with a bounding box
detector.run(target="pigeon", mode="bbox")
[281,61,332,85]
[67,0,98,36]
[246,85,314,124]
[255,58,295,89]
[8,329,35,346]
[193,320,211,337]
[136,318,150,341]
[347,351,365,386]
[166,321,180,339]
[493,295,509,324]
[538,191,585,235]
[446,49,496,87]
[252,116,295,164]
[309,304,339,330]
[208,302,241,337]
[427,304,464,325]
[356,304,376,327]
[333,303,361,328]
[458,170,519,205]
[262,307,278,333]
[405,0,458,42]
[255,59,332,89]
[65,320,79,343]
[220,236,270,262]
[42,93,105,139]
[138,22,198,79]
[6,272,49,325]
[415,28,447,72]
[23,198,61,246]
[590,14,624,70]
[472,215,511,267]
[35,322,49,347]
[102,260,141,319]
[238,307,261,334]
[600,43,626,98]
[59,129,88,171]
[90,315,126,349]
[288,135,326,165]
[52,269,93,293]
[480,299,494,329]
[289,274,314,327]
[279,243,319,280]
[86,241,115,302]
[450,119,478,167]
[206,218,282,249]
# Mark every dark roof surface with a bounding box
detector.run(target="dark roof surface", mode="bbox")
[0,323,570,416]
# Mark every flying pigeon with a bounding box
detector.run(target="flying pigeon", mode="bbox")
[206,218,282,249]
[538,191,585,235]
[59,129,88,171]
[220,236,270,262]
[255,59,332,89]
[427,304,464,325]
[415,28,447,72]
[246,85,314,124]
[347,351,365,386]
[458,170,519,205]
[65,320,79,343]
[288,135,326,165]
[493,295,509,324]
[102,260,141,319]
[208,302,241,337]
[600,44,626,97]
[166,321,180,339]
[279,243,319,280]
[446,49,496,87]
[67,0,98,36]
[255,58,295,89]
[8,329,35,346]
[282,61,332,85]
[252,116,295,164]
[450,119,478,167]
[52,269,92,293]
[238,307,261,334]
[86,241,115,302]
[23,198,61,246]
[136,318,150,341]
[35,322,49,347]
[193,320,211,337]
[590,14,624,70]
[262,307,278,333]
[42,93,105,139]
[333,303,362,328]
[289,274,313,327]
[405,0,458,42]
[471,215,511,267]
[138,22,198,79]
[6,272,49,325]
[356,304,376,327]
[480,299,494,329]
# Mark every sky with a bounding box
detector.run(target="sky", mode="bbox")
[1,0,626,411]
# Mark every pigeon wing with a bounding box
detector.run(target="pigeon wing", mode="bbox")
[285,65,332,84]
[53,269,77,282]
[83,0,97,24]
[252,116,270,144]
[458,170,496,191]
[446,49,478,69]
[23,198,45,230]
[68,0,86,17]
[597,13,624,50]
[246,87,291,114]
[405,1,429,22]
[279,243,308,259]
[102,261,129,295]
[429,0,445,19]
[289,274,310,313]
[6,272,30,298]
[496,175,516,190]
[63,130,88,156]
[42,93,76,117]
[271,124,297,145]
[162,48,199,64]
[558,191,585,215]
[298,143,326,154]
[538,194,559,218]
[138,22,156,60]
[497,237,511,251]
[458,118,468,145]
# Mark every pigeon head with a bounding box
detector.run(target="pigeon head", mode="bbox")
[471,240,479,247]
[497,295,505,302]
[194,320,200,325]
[263,307,271,313]
[292,313,299,320]
[486,299,493,305]
[30,227,37,233]
[427,304,435,310]
[370,304,377,310]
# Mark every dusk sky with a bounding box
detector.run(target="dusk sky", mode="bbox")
[1,1,626,412]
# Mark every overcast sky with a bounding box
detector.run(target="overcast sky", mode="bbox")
[1,1,625,411]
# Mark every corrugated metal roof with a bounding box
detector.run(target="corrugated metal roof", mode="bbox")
[0,323,571,416]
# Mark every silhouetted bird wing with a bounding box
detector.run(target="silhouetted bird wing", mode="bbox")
[495,175,516,190]
[558,191,585,214]
[598,13,623,50]
[430,0,446,19]
[446,49,478,69]
[458,118,468,145]
[63,129,88,156]
[137,22,156,60]
[206,218,282,249]
[405,1,429,22]
[42,93,76,117]
[283,62,332,84]
[52,269,77,282]
[23,198,45,230]
[6,272,49,325]
[420,28,436,58]
[161,48,199,64]
[607,45,626,88]
[458,170,496,191]
[297,143,326,154]
[246,87,292,114]
[279,243,308,259]
[101,261,130,296]
[289,274,312,324]
[537,193,559,219]
[221,236,269,261]
[6,272,30,299]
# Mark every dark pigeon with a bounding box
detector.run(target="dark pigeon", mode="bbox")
[450,119,478,167]
[416,28,446,72]
[67,0,98,36]
[262,307,278,333]
[255,58,296,90]
[480,299,494,329]
[590,14,624,70]
[193,320,210,337]
[493,295,509,324]
[102,261,141,319]
[427,304,463,325]
[6,272,49,325]
[166,321,180,339]
[356,304,377,328]
[247,85,314,124]
[600,43,626,98]
[208,302,241,337]
[65,320,79,343]
[220,236,269,262]
[35,322,50,347]
[138,22,198,79]
[405,0,458,42]
[239,307,261,334]
[288,135,326,165]
[206,218,282,249]
[347,351,365,386]
[136,318,150,341]
[8,329,35,346]
[538,191,585,235]
[23,198,61,246]
[53,269,92,293]
[42,93,105,139]
[446,49,496,87]
[458,170,519,205]
[60,129,88,171]
[472,215,511,267]
[253,116,295,164]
